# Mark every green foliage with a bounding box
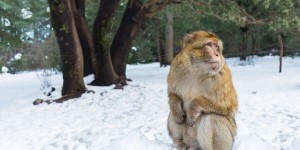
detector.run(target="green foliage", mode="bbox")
[0,0,56,74]
[7,56,25,74]
[128,50,139,64]
[1,0,300,72]
[0,0,50,46]
[131,18,159,64]
[129,0,300,62]
[2,33,60,74]
[85,0,100,30]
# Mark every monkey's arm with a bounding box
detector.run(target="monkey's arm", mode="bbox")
[186,96,237,127]
[169,93,186,123]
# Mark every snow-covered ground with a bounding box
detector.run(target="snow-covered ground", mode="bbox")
[0,56,300,150]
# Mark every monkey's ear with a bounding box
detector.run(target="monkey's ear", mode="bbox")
[181,33,196,48]
[207,32,216,38]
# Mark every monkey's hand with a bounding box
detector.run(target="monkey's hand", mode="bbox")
[187,106,201,127]
[172,108,186,123]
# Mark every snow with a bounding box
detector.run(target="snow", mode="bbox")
[132,46,138,51]
[14,53,22,60]
[286,137,300,150]
[104,130,169,150]
[0,56,300,150]
[1,66,8,73]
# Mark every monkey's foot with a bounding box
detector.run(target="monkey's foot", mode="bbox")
[187,147,201,150]
[173,140,188,150]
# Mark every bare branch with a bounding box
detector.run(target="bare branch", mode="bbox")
[140,0,182,19]
[188,0,218,7]
[229,0,267,25]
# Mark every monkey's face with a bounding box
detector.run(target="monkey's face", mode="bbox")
[182,31,225,76]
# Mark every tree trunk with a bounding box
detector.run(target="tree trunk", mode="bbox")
[90,0,121,86]
[278,33,283,73]
[156,21,165,67]
[71,0,97,77]
[48,0,86,97]
[111,0,145,79]
[252,33,257,55]
[164,7,174,65]
[240,26,248,61]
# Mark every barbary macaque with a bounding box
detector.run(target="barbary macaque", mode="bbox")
[167,31,238,150]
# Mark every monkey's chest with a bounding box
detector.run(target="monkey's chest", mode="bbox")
[176,79,212,110]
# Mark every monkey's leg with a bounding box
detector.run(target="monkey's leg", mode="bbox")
[169,93,186,123]
[187,96,231,127]
[197,114,235,150]
[168,113,188,150]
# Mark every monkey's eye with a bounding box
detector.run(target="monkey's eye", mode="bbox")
[214,44,220,50]
[206,42,219,50]
[206,42,213,47]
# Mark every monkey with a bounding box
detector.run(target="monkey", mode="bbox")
[167,31,238,150]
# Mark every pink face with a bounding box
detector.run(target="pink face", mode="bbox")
[203,42,221,70]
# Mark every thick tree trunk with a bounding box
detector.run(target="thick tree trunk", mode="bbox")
[71,0,97,77]
[48,0,86,97]
[164,8,174,65]
[278,33,283,73]
[111,0,145,79]
[240,26,248,61]
[90,0,121,86]
[111,0,176,77]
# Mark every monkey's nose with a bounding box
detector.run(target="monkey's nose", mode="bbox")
[215,51,219,57]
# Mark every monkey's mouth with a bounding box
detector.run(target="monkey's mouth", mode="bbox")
[205,61,219,69]
[204,61,219,64]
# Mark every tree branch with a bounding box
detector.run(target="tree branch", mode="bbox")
[229,0,267,25]
[143,0,180,18]
[188,0,218,7]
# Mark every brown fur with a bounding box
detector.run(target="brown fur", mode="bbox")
[167,31,238,150]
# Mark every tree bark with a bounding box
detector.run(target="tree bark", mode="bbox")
[164,7,174,65]
[278,33,283,73]
[156,21,165,67]
[240,26,248,61]
[111,0,176,78]
[252,33,257,55]
[71,0,97,77]
[111,0,146,79]
[90,0,121,86]
[48,0,86,97]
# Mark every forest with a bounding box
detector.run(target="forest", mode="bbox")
[1,1,299,73]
